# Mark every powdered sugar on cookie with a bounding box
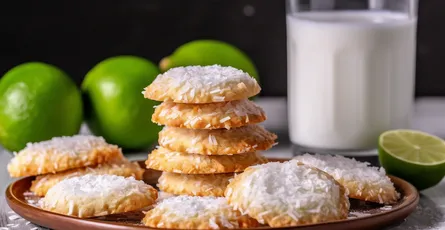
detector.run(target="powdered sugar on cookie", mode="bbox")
[30,161,144,196]
[146,147,267,174]
[142,196,258,229]
[292,154,400,204]
[158,172,234,197]
[225,161,349,227]
[7,135,124,177]
[44,174,150,198]
[143,65,261,103]
[158,125,276,155]
[152,99,266,129]
[21,135,112,154]
[155,196,231,219]
[42,174,157,218]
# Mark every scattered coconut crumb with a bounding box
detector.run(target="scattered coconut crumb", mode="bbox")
[348,211,372,219]
[380,205,393,211]
[8,215,21,220]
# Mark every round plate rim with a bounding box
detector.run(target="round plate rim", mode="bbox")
[5,158,420,230]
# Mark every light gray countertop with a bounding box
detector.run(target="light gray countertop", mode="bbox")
[1,97,445,230]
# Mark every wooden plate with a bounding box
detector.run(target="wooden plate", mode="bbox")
[6,159,419,230]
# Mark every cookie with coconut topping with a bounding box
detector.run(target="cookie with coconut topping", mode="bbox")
[225,161,350,227]
[143,65,261,103]
[152,99,266,130]
[142,195,259,229]
[146,147,267,174]
[159,125,277,155]
[42,174,157,218]
[31,161,144,197]
[7,135,124,177]
[158,172,234,197]
[293,153,400,204]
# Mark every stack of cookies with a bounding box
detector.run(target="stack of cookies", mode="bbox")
[143,65,277,197]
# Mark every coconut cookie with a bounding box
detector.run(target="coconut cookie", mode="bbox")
[143,65,261,103]
[225,161,349,227]
[42,174,157,218]
[7,135,124,177]
[293,154,400,204]
[146,147,267,174]
[30,161,144,196]
[152,99,266,130]
[142,196,259,229]
[159,125,277,155]
[158,172,234,197]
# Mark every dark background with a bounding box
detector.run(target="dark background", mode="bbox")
[0,0,443,97]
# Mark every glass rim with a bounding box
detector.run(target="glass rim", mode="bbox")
[286,0,418,18]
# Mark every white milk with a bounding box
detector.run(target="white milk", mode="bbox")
[287,11,416,152]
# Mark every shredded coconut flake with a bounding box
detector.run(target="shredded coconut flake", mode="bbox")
[208,135,218,145]
[213,96,226,102]
[8,215,21,220]
[210,89,222,94]
[220,116,231,123]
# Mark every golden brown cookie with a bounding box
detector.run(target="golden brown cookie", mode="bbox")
[158,125,277,155]
[42,174,158,218]
[293,154,400,204]
[158,172,234,197]
[7,135,124,177]
[142,195,259,229]
[146,147,267,174]
[30,161,144,197]
[143,65,261,103]
[152,99,266,130]
[225,161,350,227]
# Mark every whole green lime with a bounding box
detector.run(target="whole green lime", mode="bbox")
[0,62,83,152]
[82,56,161,150]
[160,40,259,82]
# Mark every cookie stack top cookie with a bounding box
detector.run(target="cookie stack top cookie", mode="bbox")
[143,65,261,103]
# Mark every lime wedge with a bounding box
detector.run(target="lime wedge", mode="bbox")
[378,129,445,190]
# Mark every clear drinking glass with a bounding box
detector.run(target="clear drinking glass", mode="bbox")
[286,0,418,156]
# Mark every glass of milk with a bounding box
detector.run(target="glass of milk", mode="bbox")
[286,0,418,156]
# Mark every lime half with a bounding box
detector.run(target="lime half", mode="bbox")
[378,129,445,190]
